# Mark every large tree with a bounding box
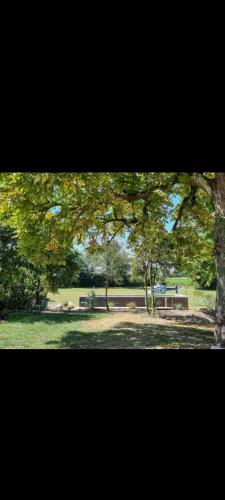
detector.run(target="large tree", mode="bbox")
[0,224,82,308]
[130,229,176,315]
[1,172,224,345]
[93,239,130,311]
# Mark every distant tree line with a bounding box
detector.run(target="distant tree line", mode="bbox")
[0,225,216,311]
[0,226,81,310]
[0,228,136,310]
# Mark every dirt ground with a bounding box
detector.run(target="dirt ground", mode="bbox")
[158,308,215,324]
[86,309,214,329]
[47,304,215,327]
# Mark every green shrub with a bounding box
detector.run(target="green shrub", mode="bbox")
[175,303,183,310]
[191,260,216,290]
[0,267,37,310]
[63,300,75,309]
[108,301,115,308]
[127,301,137,309]
[88,288,96,311]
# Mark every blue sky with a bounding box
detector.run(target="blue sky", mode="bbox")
[166,195,179,231]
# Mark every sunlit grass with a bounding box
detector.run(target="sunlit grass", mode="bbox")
[48,287,146,307]
[0,311,213,349]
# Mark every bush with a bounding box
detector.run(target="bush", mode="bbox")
[192,263,216,290]
[175,303,183,310]
[127,301,137,309]
[187,260,216,290]
[0,267,37,310]
[63,300,75,309]
[108,301,115,308]
[88,289,96,311]
[68,302,75,310]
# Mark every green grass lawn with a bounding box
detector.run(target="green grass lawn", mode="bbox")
[48,286,216,310]
[0,312,100,349]
[0,311,213,349]
[0,279,216,349]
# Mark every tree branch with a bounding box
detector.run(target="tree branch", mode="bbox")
[191,173,214,198]
[110,173,182,203]
[107,222,127,244]
[172,186,198,230]
[98,216,139,225]
[111,190,149,202]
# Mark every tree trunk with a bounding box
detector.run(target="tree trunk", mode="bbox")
[105,280,110,311]
[104,245,110,312]
[145,265,151,315]
[213,174,225,346]
[35,277,41,306]
[150,262,157,317]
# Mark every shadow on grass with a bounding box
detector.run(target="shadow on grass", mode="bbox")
[46,321,213,349]
[159,312,214,324]
[6,312,94,324]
